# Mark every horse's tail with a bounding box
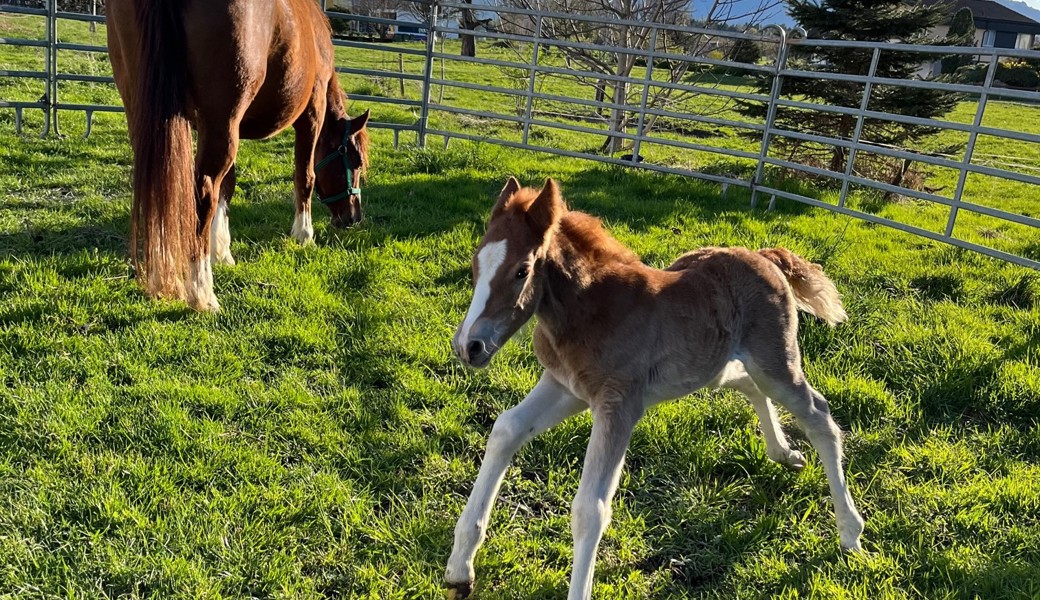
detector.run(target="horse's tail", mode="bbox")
[758,248,848,326]
[129,0,195,299]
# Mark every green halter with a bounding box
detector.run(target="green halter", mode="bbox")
[313,120,361,206]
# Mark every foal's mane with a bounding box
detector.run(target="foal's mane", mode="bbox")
[558,211,640,265]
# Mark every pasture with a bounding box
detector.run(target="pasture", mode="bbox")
[2,11,1040,600]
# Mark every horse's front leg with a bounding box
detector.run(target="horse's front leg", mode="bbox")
[568,400,641,600]
[291,111,321,246]
[445,373,587,598]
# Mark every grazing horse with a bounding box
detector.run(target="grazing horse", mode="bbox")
[445,178,865,599]
[107,0,371,312]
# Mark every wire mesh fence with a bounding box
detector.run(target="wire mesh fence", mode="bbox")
[1,0,1038,268]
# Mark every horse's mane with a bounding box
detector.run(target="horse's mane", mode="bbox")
[323,69,369,174]
[559,211,640,265]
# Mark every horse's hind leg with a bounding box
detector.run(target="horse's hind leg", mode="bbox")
[723,372,805,470]
[743,351,864,551]
[188,125,238,311]
[210,162,236,266]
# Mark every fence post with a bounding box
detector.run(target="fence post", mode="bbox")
[418,1,439,148]
[837,46,881,208]
[631,26,658,164]
[521,15,543,146]
[750,25,788,208]
[945,52,997,238]
[40,0,55,137]
[49,0,61,137]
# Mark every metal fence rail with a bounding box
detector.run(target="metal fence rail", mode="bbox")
[2,0,1039,269]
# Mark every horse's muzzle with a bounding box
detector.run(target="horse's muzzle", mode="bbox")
[452,323,495,369]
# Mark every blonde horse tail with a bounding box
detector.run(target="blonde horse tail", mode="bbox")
[758,248,848,326]
[129,0,195,300]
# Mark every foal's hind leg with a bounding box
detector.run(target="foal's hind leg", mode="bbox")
[568,400,641,600]
[724,374,805,470]
[210,162,236,266]
[743,355,864,550]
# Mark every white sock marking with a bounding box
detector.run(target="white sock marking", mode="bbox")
[210,199,235,266]
[187,258,220,312]
[291,208,314,245]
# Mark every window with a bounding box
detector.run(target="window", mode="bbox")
[982,30,996,47]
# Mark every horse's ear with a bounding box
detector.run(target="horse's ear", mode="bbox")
[349,109,371,135]
[491,176,521,217]
[526,178,564,238]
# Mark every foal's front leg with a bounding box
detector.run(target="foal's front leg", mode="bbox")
[568,402,641,600]
[446,373,587,598]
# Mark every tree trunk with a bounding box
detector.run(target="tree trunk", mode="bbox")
[460,0,477,58]
[601,52,634,154]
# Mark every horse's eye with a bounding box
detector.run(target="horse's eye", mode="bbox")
[516,267,528,279]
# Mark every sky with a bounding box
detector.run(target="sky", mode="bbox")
[693,0,1040,27]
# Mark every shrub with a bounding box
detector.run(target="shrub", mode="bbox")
[999,60,1040,89]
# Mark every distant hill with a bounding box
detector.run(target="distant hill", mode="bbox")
[992,0,1040,24]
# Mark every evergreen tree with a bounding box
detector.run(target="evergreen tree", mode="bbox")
[739,0,961,177]
[942,7,977,75]
[729,38,762,65]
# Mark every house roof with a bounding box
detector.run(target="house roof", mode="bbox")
[925,0,1040,26]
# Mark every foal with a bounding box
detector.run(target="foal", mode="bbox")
[446,178,864,599]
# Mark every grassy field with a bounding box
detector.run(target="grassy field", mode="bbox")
[3,11,1040,600]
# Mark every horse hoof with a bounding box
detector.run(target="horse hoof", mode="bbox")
[188,295,221,313]
[211,253,236,266]
[781,450,806,471]
[839,513,865,553]
[445,581,473,599]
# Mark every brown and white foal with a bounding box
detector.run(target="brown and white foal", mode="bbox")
[446,177,864,599]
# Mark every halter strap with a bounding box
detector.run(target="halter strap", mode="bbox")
[314,119,362,206]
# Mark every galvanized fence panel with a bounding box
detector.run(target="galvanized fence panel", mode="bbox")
[1,0,1038,269]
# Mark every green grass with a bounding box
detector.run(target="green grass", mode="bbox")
[3,13,1040,600]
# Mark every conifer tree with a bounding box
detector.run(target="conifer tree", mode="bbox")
[740,0,961,176]
[942,7,977,75]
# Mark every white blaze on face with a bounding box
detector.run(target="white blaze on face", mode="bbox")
[458,240,507,349]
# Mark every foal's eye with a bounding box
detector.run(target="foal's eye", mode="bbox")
[516,267,528,279]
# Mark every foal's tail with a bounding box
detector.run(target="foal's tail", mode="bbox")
[128,0,195,300]
[758,248,848,326]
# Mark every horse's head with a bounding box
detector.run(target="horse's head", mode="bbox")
[453,177,566,368]
[315,109,371,228]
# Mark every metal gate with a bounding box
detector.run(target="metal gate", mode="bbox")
[2,0,1039,269]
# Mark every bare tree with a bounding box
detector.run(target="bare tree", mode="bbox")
[496,0,782,153]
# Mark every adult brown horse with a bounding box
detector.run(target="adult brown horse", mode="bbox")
[107,0,371,311]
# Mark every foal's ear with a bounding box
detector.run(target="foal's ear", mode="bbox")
[491,176,521,217]
[526,178,564,237]
[349,109,371,135]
